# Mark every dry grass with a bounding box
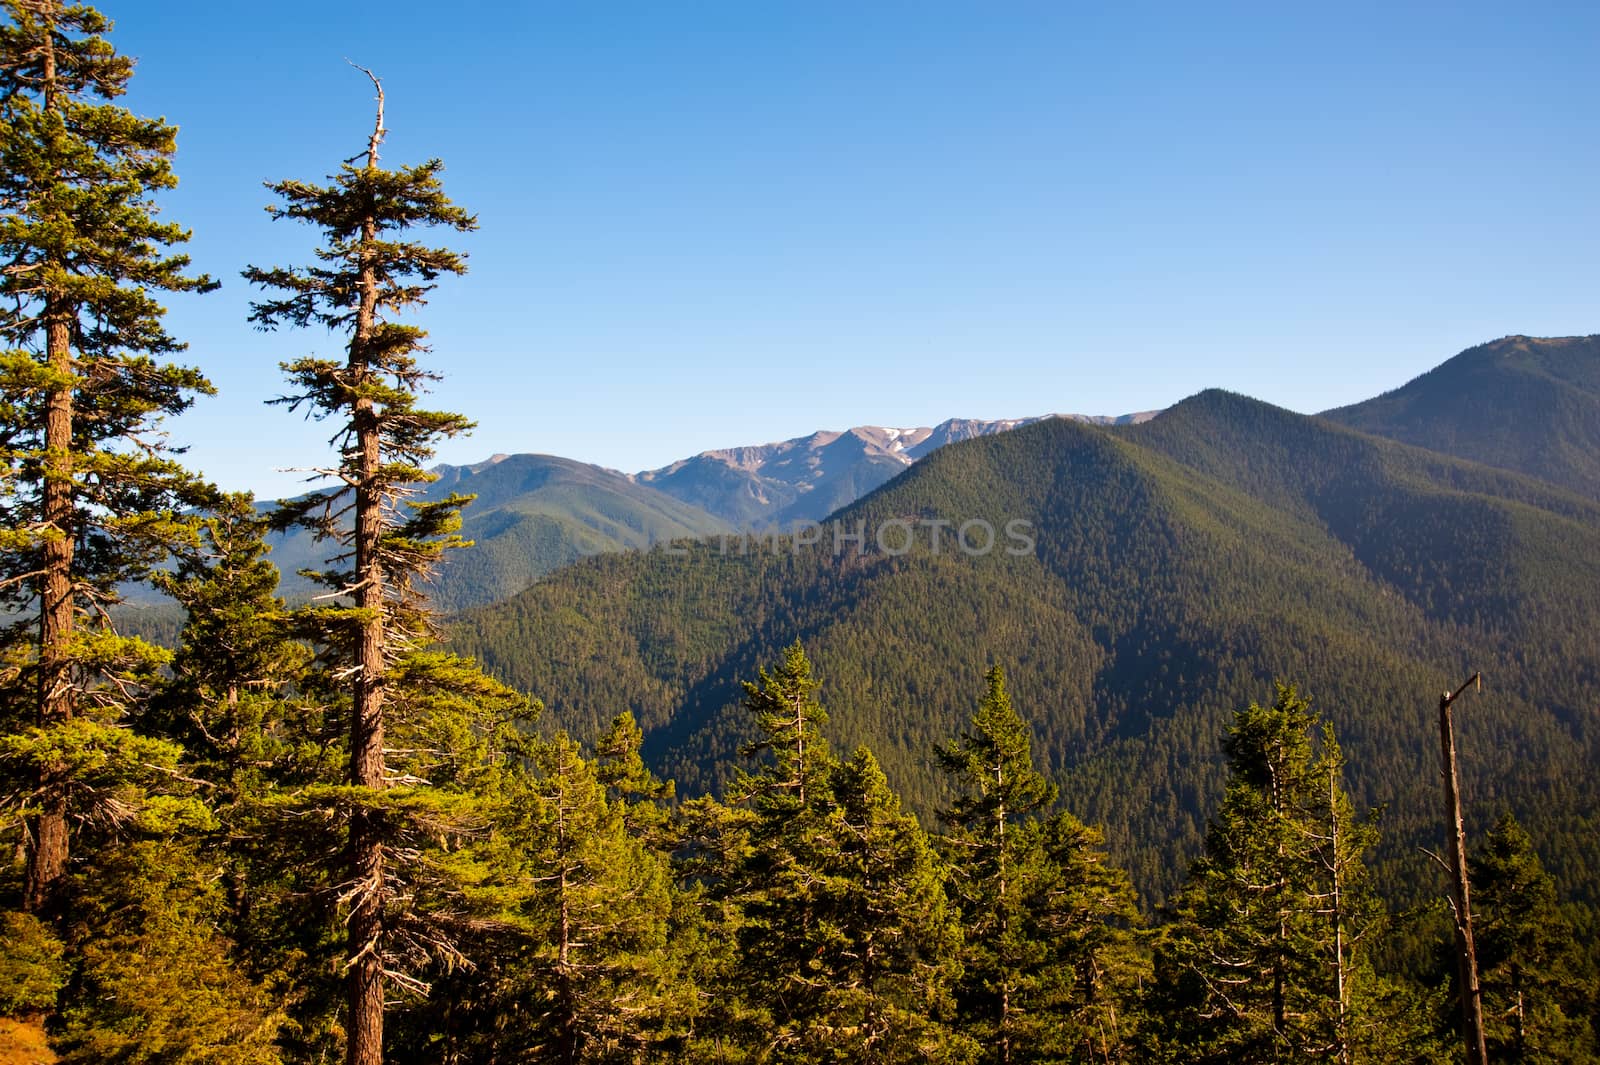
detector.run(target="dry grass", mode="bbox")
[0,1018,55,1065]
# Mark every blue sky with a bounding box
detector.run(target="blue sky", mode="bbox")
[105,0,1599,498]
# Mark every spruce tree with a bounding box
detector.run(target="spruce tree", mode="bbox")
[811,747,971,1063]
[147,492,309,805]
[726,641,843,1058]
[1470,813,1600,1063]
[734,640,834,819]
[142,492,350,1056]
[723,645,972,1062]
[0,0,216,914]
[242,72,478,1065]
[1020,810,1146,1062]
[1146,683,1444,1064]
[935,665,1058,1065]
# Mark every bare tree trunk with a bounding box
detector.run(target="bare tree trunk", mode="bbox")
[1513,980,1525,1060]
[793,690,805,805]
[1439,677,1488,1065]
[1329,767,1350,1065]
[996,767,1010,1065]
[557,777,577,1065]
[346,95,388,1065]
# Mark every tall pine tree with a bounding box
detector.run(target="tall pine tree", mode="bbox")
[1146,683,1444,1064]
[721,644,971,1062]
[243,71,479,1065]
[812,747,970,1063]
[936,664,1058,1065]
[0,0,216,915]
[726,641,842,1058]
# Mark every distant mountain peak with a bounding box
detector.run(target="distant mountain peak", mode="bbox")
[1321,334,1600,500]
[633,410,1158,528]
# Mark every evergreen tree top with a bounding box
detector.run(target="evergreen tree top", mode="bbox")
[936,664,1057,830]
[739,640,829,758]
[1222,680,1319,795]
[732,641,835,818]
[0,0,216,361]
[0,2,126,100]
[243,71,476,339]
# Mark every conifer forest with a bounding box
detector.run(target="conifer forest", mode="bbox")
[1,4,1598,1063]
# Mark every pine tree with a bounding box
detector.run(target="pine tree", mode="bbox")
[726,641,843,1059]
[596,709,675,846]
[1146,683,1443,1064]
[242,71,479,1065]
[147,492,309,805]
[808,747,971,1063]
[721,645,972,1062]
[139,492,341,1057]
[406,730,684,1064]
[1470,813,1600,1063]
[1149,683,1322,1060]
[735,640,834,820]
[1020,810,1146,1062]
[935,664,1059,1065]
[0,0,216,915]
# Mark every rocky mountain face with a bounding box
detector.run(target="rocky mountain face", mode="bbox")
[636,412,1158,528]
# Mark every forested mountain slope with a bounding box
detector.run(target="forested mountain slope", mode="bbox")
[266,453,733,610]
[1322,334,1600,500]
[452,392,1600,910]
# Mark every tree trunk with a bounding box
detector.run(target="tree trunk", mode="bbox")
[793,690,805,806]
[1269,758,1288,1041]
[1513,981,1525,1060]
[1330,767,1350,1065]
[23,9,72,920]
[1440,688,1488,1065]
[25,303,75,914]
[346,137,388,1065]
[556,765,578,1065]
[996,775,1010,1065]
[346,390,386,1065]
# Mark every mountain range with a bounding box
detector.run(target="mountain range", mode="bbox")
[169,335,1600,624]
[449,335,1600,916]
[261,412,1155,609]
[635,412,1158,529]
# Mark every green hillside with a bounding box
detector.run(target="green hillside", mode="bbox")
[268,454,732,611]
[451,393,1600,913]
[1322,334,1600,500]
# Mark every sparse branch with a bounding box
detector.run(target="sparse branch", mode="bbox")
[345,59,386,168]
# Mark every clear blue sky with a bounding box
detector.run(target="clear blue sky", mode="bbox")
[104,0,1598,498]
